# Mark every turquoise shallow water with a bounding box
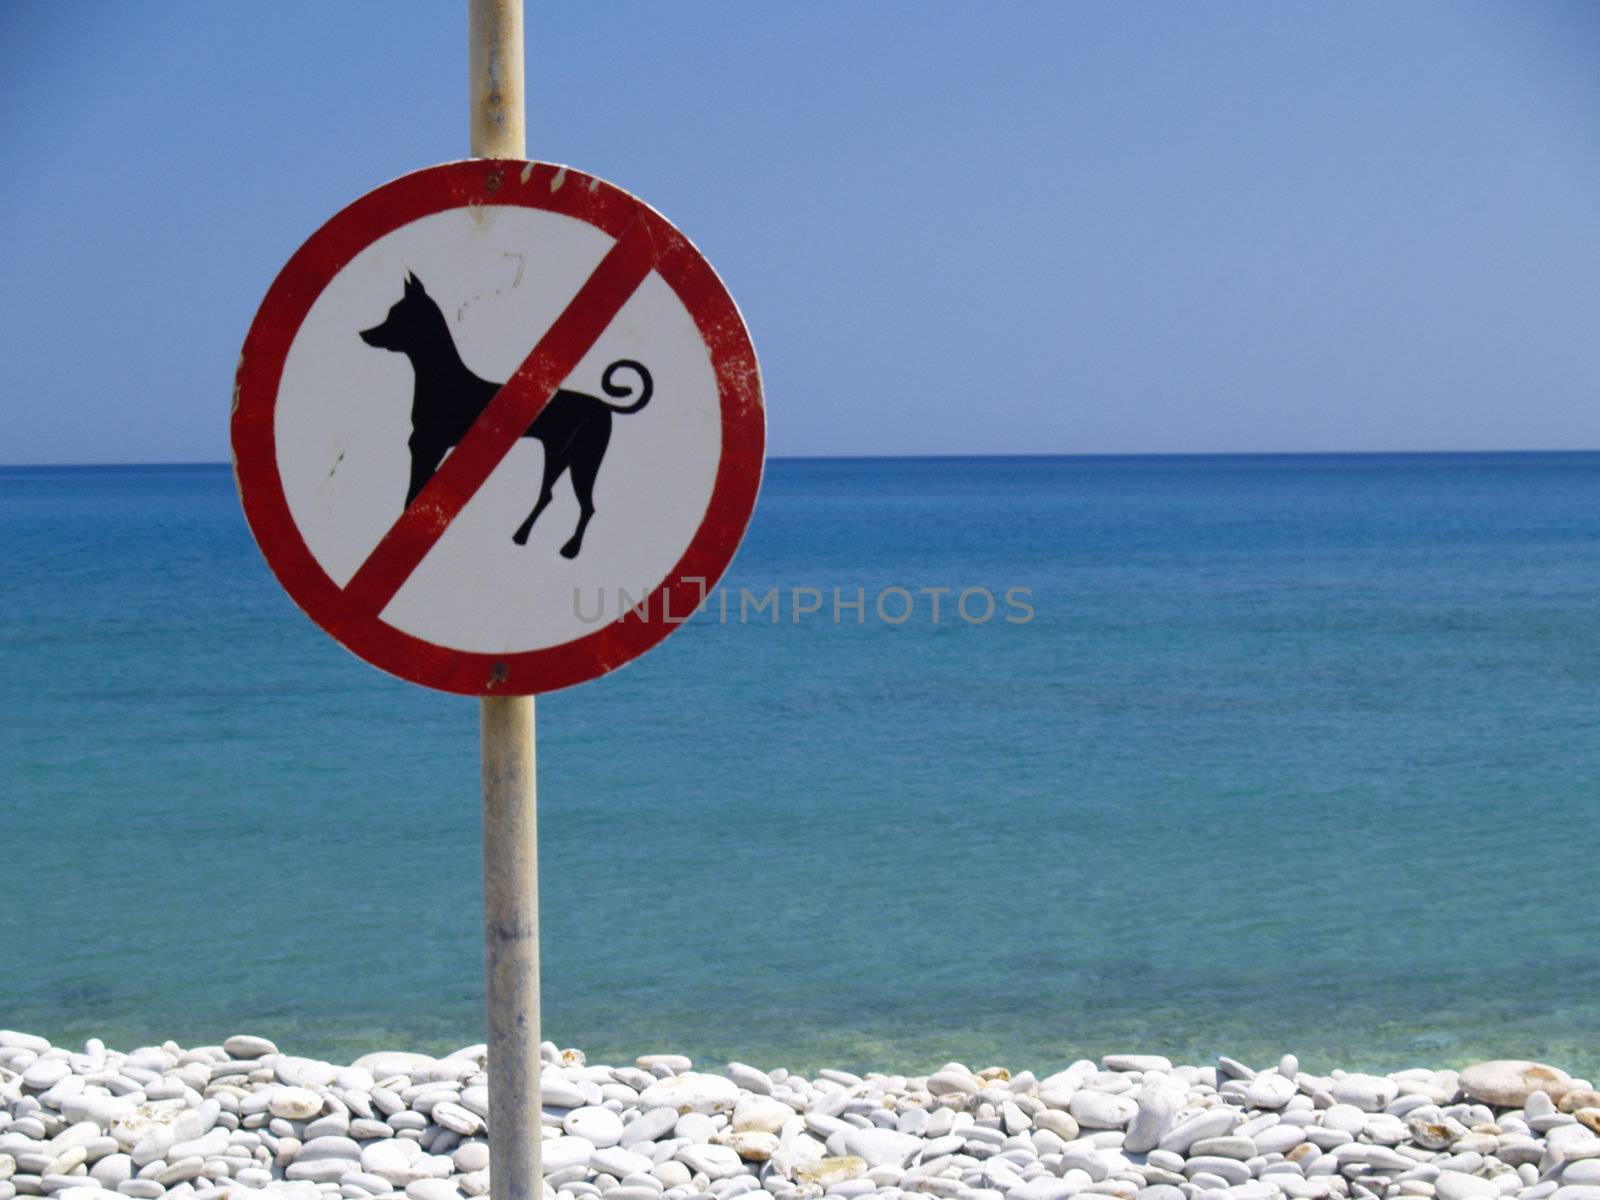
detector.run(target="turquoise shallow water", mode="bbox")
[3,453,1600,1076]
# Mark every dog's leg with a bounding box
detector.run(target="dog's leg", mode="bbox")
[512,443,563,546]
[405,440,448,508]
[559,424,610,560]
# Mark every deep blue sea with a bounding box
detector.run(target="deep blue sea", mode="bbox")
[4,454,1600,1077]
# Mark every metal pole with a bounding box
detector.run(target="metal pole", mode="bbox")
[480,693,541,1200]
[472,8,536,1200]
[471,0,526,159]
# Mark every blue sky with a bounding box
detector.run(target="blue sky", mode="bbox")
[2,1,1599,463]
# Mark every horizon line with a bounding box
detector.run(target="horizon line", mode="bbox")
[6,447,1600,470]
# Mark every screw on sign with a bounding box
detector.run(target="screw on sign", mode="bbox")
[232,159,765,695]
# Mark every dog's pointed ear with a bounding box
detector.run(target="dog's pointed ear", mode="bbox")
[404,271,423,296]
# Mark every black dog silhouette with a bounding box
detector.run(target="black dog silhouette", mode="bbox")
[359,272,652,559]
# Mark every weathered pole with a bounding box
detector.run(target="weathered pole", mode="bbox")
[470,5,539,1200]
[479,694,541,1200]
[471,0,526,161]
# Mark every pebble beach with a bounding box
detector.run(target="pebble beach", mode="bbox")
[3,1034,1599,1200]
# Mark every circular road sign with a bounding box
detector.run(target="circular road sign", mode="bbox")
[232,159,764,695]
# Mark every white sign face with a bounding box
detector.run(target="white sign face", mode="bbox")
[274,207,721,654]
[234,160,764,696]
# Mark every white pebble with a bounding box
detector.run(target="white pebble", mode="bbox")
[841,1129,921,1169]
[563,1107,624,1149]
[1434,1172,1498,1200]
[1069,1091,1137,1130]
[270,1088,324,1121]
[1329,1074,1397,1112]
[1246,1074,1297,1110]
[674,1144,742,1181]
[22,1061,72,1091]
[637,1074,740,1115]
[592,1147,654,1178]
[1125,1080,1186,1153]
[541,1137,596,1174]
[223,1037,277,1060]
[621,1109,678,1148]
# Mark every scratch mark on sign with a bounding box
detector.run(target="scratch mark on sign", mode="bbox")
[455,253,526,323]
[231,352,246,416]
[549,167,567,193]
[520,162,534,185]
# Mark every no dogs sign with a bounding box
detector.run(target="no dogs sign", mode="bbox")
[232,160,764,695]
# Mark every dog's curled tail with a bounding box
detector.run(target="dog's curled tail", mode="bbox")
[600,360,653,414]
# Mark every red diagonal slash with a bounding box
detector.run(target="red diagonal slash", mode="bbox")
[341,217,656,617]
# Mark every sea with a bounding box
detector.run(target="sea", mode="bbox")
[4,453,1600,1078]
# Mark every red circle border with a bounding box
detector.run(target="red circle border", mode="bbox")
[231,160,765,695]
